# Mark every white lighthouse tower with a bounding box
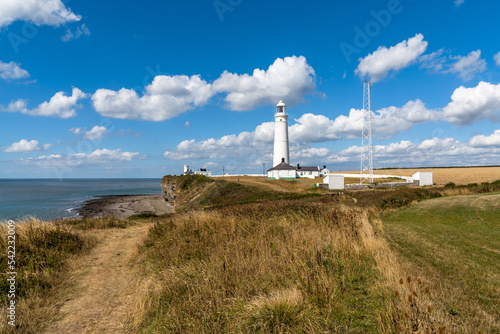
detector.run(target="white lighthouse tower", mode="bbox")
[273,99,290,167]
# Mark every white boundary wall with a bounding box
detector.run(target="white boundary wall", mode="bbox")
[334,173,413,181]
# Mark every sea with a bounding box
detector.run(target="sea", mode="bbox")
[0,179,163,222]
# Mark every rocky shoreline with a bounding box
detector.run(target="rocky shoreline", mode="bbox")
[78,194,174,219]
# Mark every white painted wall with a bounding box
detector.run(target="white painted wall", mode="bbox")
[194,171,212,177]
[323,174,344,190]
[268,169,296,179]
[412,172,433,186]
[297,170,320,179]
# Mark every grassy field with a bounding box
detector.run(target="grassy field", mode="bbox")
[1,173,499,333]
[382,192,500,333]
[212,176,314,193]
[339,166,500,185]
[139,199,391,333]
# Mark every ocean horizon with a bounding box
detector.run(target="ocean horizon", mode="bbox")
[0,178,163,222]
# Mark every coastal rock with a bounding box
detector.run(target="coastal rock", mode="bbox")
[161,175,215,211]
[161,176,180,204]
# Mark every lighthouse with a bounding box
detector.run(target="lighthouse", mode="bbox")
[273,99,290,167]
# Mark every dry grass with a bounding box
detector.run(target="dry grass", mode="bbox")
[215,176,313,193]
[0,218,93,334]
[138,191,485,333]
[340,166,500,186]
[2,175,498,333]
[0,217,148,334]
[139,199,389,333]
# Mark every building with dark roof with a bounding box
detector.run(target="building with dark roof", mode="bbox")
[267,159,328,179]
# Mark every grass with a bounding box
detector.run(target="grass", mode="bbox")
[177,177,323,210]
[351,180,500,211]
[57,216,137,229]
[382,192,500,333]
[2,174,499,333]
[138,198,390,333]
[0,218,93,333]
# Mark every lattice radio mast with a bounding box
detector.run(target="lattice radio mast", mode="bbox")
[360,80,374,184]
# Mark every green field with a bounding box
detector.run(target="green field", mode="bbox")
[382,192,500,333]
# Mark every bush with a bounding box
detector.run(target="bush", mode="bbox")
[445,182,457,188]
[128,213,158,220]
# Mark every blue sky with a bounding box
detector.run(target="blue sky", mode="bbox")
[1,0,499,178]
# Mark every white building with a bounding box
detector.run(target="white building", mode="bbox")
[183,165,212,177]
[296,164,320,179]
[273,99,290,167]
[267,160,322,180]
[267,161,297,179]
[194,169,212,177]
[412,172,433,186]
[320,166,329,177]
[323,174,345,190]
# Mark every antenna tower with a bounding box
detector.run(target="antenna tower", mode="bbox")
[360,80,373,184]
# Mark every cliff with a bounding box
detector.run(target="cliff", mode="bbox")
[161,175,289,211]
[161,175,215,211]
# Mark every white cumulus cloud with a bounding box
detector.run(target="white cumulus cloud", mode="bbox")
[69,127,82,135]
[442,81,500,125]
[0,0,81,28]
[91,56,317,119]
[83,126,108,140]
[0,61,30,80]
[3,139,50,153]
[213,56,316,111]
[355,34,428,82]
[163,99,440,164]
[469,130,500,147]
[92,75,214,121]
[372,100,440,137]
[494,52,500,67]
[164,131,262,160]
[289,99,438,143]
[447,50,486,81]
[420,49,487,81]
[327,134,500,168]
[25,148,141,167]
[3,88,87,118]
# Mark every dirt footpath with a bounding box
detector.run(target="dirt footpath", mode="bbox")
[44,222,152,334]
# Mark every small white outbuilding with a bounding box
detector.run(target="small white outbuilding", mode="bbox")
[323,174,344,190]
[412,172,433,186]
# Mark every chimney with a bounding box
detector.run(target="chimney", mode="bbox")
[297,164,301,169]
[323,165,326,169]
